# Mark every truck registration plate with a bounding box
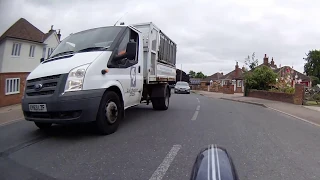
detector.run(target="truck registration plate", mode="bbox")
[29,104,47,112]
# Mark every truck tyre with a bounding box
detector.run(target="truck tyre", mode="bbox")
[34,122,52,129]
[151,87,169,110]
[95,91,123,135]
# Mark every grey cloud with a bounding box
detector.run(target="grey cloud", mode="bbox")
[1,0,319,75]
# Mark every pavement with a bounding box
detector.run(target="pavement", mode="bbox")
[0,104,24,126]
[1,93,320,180]
[193,90,320,127]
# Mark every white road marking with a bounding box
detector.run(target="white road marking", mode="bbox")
[0,118,24,127]
[149,144,181,180]
[196,105,200,111]
[268,107,320,128]
[191,111,199,121]
[197,98,200,103]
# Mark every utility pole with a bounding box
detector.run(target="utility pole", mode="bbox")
[180,64,182,81]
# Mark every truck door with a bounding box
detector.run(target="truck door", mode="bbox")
[112,28,143,108]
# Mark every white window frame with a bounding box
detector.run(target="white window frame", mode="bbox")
[5,78,20,95]
[11,43,22,56]
[237,80,242,87]
[29,45,35,57]
[47,47,54,58]
[223,81,227,85]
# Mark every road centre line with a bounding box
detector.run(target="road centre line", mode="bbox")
[191,111,199,121]
[196,105,200,111]
[149,144,181,180]
[197,98,200,103]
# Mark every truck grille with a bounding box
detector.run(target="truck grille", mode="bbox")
[25,74,62,96]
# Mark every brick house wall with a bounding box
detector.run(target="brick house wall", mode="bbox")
[235,87,242,93]
[0,72,29,107]
[222,85,234,94]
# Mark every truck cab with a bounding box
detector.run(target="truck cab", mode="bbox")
[22,23,176,135]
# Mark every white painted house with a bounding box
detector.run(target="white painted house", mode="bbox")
[0,18,61,107]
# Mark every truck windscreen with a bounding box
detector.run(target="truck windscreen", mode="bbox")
[50,26,123,58]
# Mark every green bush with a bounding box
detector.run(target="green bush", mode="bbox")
[244,66,278,90]
[283,87,295,94]
[268,87,295,94]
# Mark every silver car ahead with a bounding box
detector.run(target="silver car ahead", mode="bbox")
[174,81,190,94]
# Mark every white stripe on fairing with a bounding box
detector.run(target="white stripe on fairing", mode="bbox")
[208,144,211,180]
[215,144,221,180]
[211,144,216,180]
[149,144,181,180]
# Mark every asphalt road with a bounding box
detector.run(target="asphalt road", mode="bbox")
[1,93,320,180]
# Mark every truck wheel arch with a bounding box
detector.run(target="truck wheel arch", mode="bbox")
[105,86,124,107]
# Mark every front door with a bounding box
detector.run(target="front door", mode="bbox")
[110,28,143,108]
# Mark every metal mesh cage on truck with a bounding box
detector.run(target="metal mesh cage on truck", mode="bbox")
[159,31,176,66]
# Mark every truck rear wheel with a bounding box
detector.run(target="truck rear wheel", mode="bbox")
[95,91,123,135]
[151,88,169,110]
[34,122,52,129]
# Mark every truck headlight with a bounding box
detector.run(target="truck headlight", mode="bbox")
[65,64,90,92]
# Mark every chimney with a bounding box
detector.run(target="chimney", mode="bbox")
[263,54,269,65]
[57,29,61,41]
[271,57,275,67]
[49,25,54,33]
[235,61,240,77]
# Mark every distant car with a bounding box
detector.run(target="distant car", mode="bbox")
[174,81,190,94]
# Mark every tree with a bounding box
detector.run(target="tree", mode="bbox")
[189,70,196,78]
[195,71,206,79]
[310,76,320,86]
[304,50,320,79]
[245,52,259,70]
[244,65,278,90]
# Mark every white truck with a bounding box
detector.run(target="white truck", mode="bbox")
[22,22,177,135]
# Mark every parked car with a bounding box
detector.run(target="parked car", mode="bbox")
[174,81,190,94]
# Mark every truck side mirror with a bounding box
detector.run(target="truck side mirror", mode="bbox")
[40,58,44,63]
[126,42,137,60]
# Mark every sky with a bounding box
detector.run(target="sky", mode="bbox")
[1,0,319,75]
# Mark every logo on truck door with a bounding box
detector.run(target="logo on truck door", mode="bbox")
[130,67,136,87]
[126,67,138,97]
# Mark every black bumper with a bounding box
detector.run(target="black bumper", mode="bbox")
[175,89,190,94]
[22,89,105,124]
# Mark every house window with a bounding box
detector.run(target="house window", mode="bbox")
[11,43,21,56]
[47,48,54,58]
[223,81,227,85]
[29,45,35,57]
[5,78,20,95]
[237,80,242,87]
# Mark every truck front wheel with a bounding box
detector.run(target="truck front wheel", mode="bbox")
[151,88,170,110]
[95,91,123,135]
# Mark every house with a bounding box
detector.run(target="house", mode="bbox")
[274,66,311,87]
[0,18,61,107]
[203,72,224,82]
[219,62,245,93]
[259,54,312,87]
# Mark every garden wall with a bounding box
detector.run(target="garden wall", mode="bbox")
[247,84,305,105]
